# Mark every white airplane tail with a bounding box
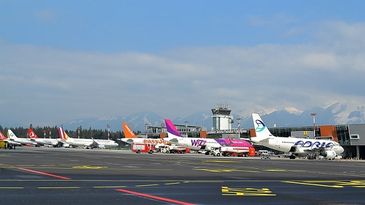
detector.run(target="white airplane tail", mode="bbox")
[252,113,274,142]
[7,129,18,140]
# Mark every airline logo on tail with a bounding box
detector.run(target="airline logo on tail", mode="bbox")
[164,119,182,138]
[27,128,38,139]
[252,113,273,142]
[122,122,136,138]
[255,119,266,132]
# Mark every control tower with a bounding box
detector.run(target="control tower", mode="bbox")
[211,105,233,131]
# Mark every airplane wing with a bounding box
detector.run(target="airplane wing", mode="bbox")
[89,140,99,148]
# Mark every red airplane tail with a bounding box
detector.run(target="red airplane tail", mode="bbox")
[0,131,7,140]
[27,128,38,139]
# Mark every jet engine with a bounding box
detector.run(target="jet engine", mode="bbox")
[321,150,336,160]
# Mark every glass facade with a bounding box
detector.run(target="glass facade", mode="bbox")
[269,126,319,138]
[336,125,350,145]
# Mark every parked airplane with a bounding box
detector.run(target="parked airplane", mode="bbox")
[121,122,170,146]
[28,128,60,147]
[57,127,117,149]
[251,113,344,159]
[93,138,119,149]
[57,127,96,149]
[7,129,37,146]
[0,130,21,148]
[165,119,253,155]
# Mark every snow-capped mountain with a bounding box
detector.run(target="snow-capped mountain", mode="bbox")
[327,103,365,124]
[62,103,365,131]
[239,102,365,128]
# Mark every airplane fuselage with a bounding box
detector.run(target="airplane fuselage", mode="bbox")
[121,138,170,145]
[10,137,37,146]
[254,136,344,155]
[175,137,252,151]
[31,138,60,146]
[94,139,118,148]
[176,138,219,150]
[62,138,95,148]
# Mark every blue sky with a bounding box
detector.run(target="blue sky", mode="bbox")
[2,1,364,51]
[1,1,365,126]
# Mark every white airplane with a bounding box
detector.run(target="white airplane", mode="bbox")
[165,118,220,151]
[165,118,254,155]
[0,130,21,148]
[7,129,38,146]
[121,122,171,146]
[57,127,118,149]
[93,138,119,149]
[28,127,60,147]
[57,127,96,149]
[251,113,344,160]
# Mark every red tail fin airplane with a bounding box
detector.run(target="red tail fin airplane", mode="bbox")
[27,127,60,147]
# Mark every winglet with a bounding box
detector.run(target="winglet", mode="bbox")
[164,119,182,138]
[122,122,136,138]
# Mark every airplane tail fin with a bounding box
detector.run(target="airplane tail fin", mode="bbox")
[27,128,38,139]
[122,122,136,138]
[57,127,69,141]
[0,131,7,140]
[164,119,182,139]
[252,113,274,142]
[7,129,18,139]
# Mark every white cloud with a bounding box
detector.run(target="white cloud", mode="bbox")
[300,52,338,69]
[1,21,365,126]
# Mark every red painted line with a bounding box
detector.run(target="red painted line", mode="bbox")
[17,167,71,180]
[116,188,195,205]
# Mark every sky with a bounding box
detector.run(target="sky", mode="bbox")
[1,0,365,127]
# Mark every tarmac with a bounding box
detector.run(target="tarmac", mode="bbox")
[0,147,365,205]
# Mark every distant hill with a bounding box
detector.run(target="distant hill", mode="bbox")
[62,103,365,132]
[62,112,163,132]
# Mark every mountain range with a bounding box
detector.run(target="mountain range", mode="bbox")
[62,103,365,132]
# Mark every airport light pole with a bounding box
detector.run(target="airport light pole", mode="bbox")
[311,113,316,138]
[107,124,111,140]
[144,123,151,138]
[77,127,81,139]
[161,122,165,138]
[184,121,188,138]
[236,117,241,135]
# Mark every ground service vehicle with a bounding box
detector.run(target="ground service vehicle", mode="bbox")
[210,146,256,157]
[131,143,155,154]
